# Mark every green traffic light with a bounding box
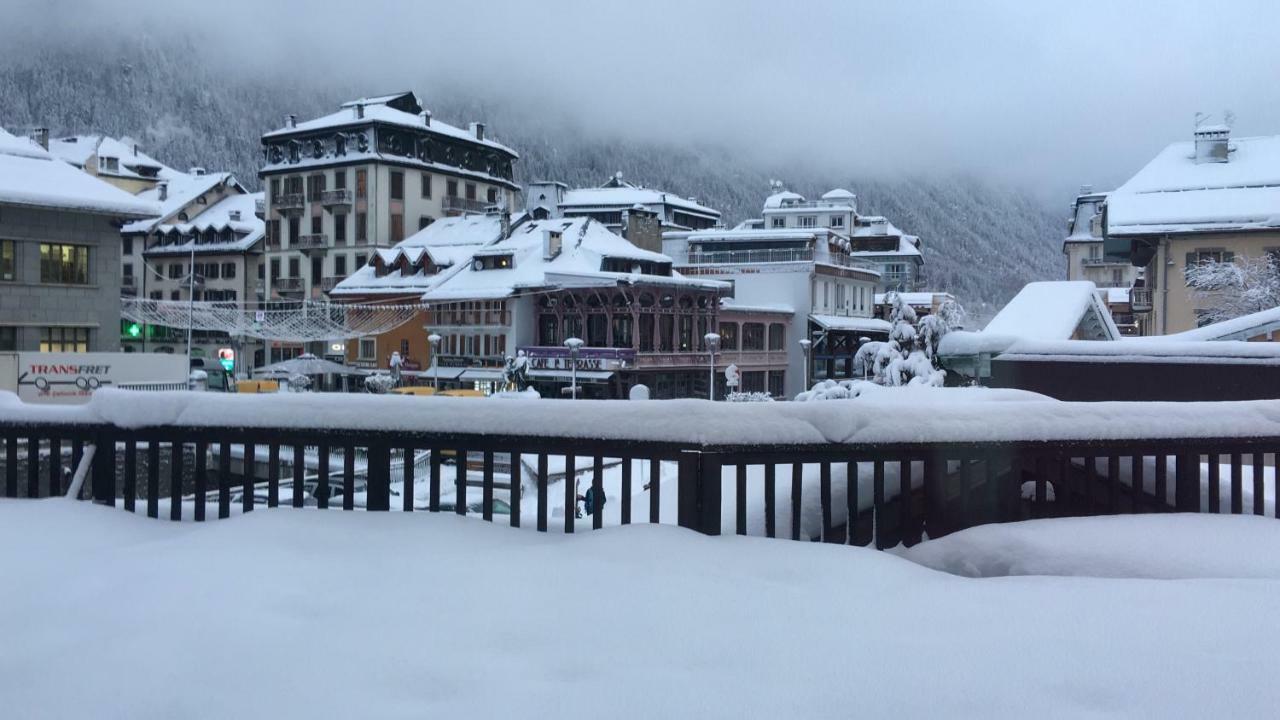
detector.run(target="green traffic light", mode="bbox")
[126,323,142,338]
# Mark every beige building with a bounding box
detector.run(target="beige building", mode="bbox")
[1104,125,1280,336]
[47,134,170,195]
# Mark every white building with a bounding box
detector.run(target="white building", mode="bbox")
[663,191,889,399]
[526,173,721,249]
[258,91,521,359]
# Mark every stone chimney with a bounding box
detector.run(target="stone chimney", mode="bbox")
[158,181,169,202]
[284,114,297,129]
[229,210,241,222]
[622,204,662,253]
[30,127,48,150]
[471,122,485,141]
[1194,125,1230,164]
[354,104,364,120]
[188,166,206,176]
[543,229,562,260]
[423,110,432,127]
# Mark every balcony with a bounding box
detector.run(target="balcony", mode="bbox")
[443,195,492,215]
[294,234,328,254]
[1081,257,1125,267]
[686,248,814,265]
[319,189,353,209]
[1130,288,1152,313]
[272,277,303,294]
[320,275,346,292]
[254,197,265,218]
[271,193,305,216]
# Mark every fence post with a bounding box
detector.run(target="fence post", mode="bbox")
[1174,453,1199,512]
[91,427,116,506]
[366,442,390,511]
[677,449,721,535]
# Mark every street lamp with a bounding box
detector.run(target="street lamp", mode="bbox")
[563,337,583,400]
[427,332,442,392]
[704,332,720,401]
[799,338,813,392]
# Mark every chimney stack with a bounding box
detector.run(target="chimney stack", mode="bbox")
[188,166,206,176]
[285,114,297,129]
[158,181,169,202]
[471,122,485,141]
[30,127,48,150]
[355,104,364,120]
[542,229,562,260]
[1194,124,1230,164]
[229,210,241,222]
[423,110,432,127]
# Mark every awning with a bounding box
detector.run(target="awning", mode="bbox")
[809,314,892,334]
[459,368,508,382]
[527,369,615,382]
[407,366,465,381]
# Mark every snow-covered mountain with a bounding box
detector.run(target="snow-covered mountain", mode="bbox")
[0,37,1064,314]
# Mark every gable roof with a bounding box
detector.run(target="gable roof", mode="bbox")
[122,171,240,234]
[329,214,510,297]
[142,192,265,257]
[0,127,157,217]
[983,281,1120,341]
[47,135,169,180]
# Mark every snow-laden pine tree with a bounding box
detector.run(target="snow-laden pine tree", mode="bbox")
[1184,255,1280,325]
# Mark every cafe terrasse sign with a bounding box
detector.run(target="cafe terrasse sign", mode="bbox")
[518,347,636,372]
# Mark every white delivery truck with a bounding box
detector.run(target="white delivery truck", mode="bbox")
[0,352,189,405]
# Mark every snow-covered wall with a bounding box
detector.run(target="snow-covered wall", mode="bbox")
[4,388,1280,447]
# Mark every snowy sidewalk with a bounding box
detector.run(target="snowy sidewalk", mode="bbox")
[2,501,1279,718]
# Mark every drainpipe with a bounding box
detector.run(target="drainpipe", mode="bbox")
[1160,235,1170,336]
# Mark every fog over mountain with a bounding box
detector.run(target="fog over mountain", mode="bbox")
[4,0,1277,313]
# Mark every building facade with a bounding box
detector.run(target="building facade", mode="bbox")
[258,91,520,357]
[0,128,156,352]
[526,173,721,248]
[1104,125,1280,336]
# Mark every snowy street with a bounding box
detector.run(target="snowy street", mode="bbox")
[2,500,1278,719]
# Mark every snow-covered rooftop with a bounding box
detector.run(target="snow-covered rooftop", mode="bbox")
[1162,305,1280,342]
[763,190,805,208]
[142,193,265,257]
[1064,192,1108,243]
[263,93,517,156]
[329,214,509,297]
[1107,134,1280,235]
[982,281,1120,341]
[809,314,892,334]
[873,292,954,306]
[720,300,794,315]
[997,338,1280,365]
[560,183,720,218]
[0,127,158,217]
[122,171,240,235]
[47,135,168,180]
[422,217,727,302]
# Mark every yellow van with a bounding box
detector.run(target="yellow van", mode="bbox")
[236,379,280,394]
[389,386,438,397]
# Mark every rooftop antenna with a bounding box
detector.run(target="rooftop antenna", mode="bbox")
[1194,111,1207,130]
[1223,109,1236,129]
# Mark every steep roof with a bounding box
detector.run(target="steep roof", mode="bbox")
[142,193,265,257]
[560,186,720,218]
[122,171,240,234]
[47,135,169,180]
[329,214,509,297]
[0,127,157,217]
[422,217,727,301]
[983,281,1120,341]
[1107,134,1280,235]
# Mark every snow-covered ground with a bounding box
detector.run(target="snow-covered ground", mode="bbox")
[2,500,1279,718]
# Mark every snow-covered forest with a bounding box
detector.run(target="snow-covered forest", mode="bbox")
[0,36,1064,314]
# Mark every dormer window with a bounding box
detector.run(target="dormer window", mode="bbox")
[100,157,118,172]
[473,254,514,271]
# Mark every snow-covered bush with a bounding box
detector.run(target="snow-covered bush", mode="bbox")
[364,373,397,394]
[794,379,881,402]
[490,388,541,400]
[1184,254,1280,324]
[285,374,311,392]
[726,391,774,402]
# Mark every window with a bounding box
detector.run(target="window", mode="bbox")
[334,255,347,276]
[0,326,14,351]
[288,257,300,278]
[356,212,367,244]
[639,314,654,352]
[355,253,367,269]
[310,215,322,234]
[170,291,180,301]
[465,183,477,201]
[539,314,558,345]
[658,315,673,352]
[587,314,608,346]
[486,187,498,204]
[311,257,322,284]
[742,371,766,393]
[334,214,347,244]
[168,263,183,280]
[306,174,326,201]
[419,216,434,230]
[149,291,162,300]
[270,178,280,198]
[420,173,432,198]
[390,171,404,200]
[40,243,90,284]
[563,315,583,341]
[288,218,299,245]
[1185,249,1234,284]
[767,371,785,398]
[40,327,89,352]
[829,215,844,228]
[768,323,785,351]
[268,219,281,248]
[718,322,738,350]
[270,258,280,281]
[122,264,133,278]
[122,237,133,256]
[391,214,404,243]
[0,240,13,280]
[446,179,458,197]
[611,315,632,348]
[798,216,817,228]
[257,263,264,280]
[356,169,367,199]
[1112,268,1123,286]
[333,169,346,190]
[742,323,765,351]
[359,338,375,359]
[771,217,785,229]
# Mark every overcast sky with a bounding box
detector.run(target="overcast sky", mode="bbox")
[20,0,1280,197]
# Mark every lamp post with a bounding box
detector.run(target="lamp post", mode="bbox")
[799,338,813,392]
[704,332,720,401]
[564,337,583,400]
[427,332,442,392]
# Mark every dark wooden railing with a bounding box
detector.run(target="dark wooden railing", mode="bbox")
[2,419,1276,548]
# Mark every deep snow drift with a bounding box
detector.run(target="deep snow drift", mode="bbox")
[1,501,1279,719]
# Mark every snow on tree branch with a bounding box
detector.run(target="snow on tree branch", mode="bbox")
[1185,255,1280,326]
